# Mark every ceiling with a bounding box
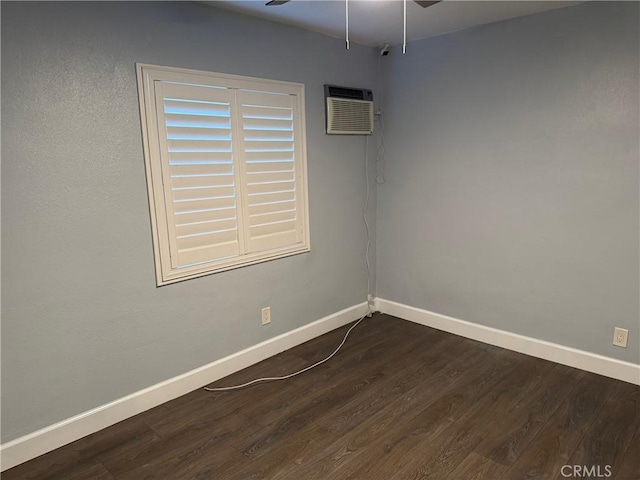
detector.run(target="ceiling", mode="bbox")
[208,0,580,47]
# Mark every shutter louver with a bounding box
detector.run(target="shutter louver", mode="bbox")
[238,90,303,253]
[156,82,241,268]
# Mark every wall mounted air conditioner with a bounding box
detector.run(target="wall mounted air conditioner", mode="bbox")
[324,84,374,135]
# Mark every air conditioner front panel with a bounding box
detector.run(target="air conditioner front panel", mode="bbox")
[326,97,374,135]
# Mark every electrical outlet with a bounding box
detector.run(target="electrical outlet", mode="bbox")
[261,307,271,326]
[613,327,628,348]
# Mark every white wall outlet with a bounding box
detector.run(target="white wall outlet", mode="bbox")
[613,327,628,348]
[261,307,271,326]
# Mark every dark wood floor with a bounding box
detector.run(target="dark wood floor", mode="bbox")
[4,314,639,480]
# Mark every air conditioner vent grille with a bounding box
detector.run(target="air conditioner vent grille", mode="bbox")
[326,98,373,135]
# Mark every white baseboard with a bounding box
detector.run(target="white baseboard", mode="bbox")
[375,298,640,386]
[0,302,368,472]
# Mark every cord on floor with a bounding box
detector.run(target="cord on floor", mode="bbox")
[204,314,368,392]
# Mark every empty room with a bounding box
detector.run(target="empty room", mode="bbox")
[1,1,638,479]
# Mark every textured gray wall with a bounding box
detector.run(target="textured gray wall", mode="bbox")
[1,1,377,442]
[376,2,639,363]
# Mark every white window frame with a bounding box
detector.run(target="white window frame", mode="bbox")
[137,64,310,286]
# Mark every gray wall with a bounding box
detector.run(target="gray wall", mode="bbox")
[1,1,377,442]
[376,1,639,363]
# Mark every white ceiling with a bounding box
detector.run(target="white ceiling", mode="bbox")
[208,0,580,47]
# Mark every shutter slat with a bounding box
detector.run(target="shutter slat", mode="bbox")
[172,185,236,202]
[246,171,295,184]
[168,139,232,153]
[239,90,294,108]
[243,130,294,141]
[170,163,234,177]
[166,126,232,140]
[172,174,234,189]
[245,161,294,173]
[173,196,235,214]
[174,207,237,226]
[245,141,293,152]
[249,200,297,217]
[163,99,230,117]
[168,151,234,165]
[249,210,296,227]
[160,81,230,103]
[164,113,231,129]
[245,151,294,163]
[243,118,293,131]
[247,190,295,206]
[247,181,295,196]
[243,105,292,119]
[176,218,238,237]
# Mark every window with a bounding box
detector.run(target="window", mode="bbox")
[137,64,310,285]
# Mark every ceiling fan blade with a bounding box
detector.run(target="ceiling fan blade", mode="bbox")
[414,0,441,8]
[266,0,290,5]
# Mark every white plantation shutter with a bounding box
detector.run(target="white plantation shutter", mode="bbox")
[155,81,242,268]
[137,65,310,285]
[237,90,304,253]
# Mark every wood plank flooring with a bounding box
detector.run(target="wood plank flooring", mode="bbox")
[4,314,638,479]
